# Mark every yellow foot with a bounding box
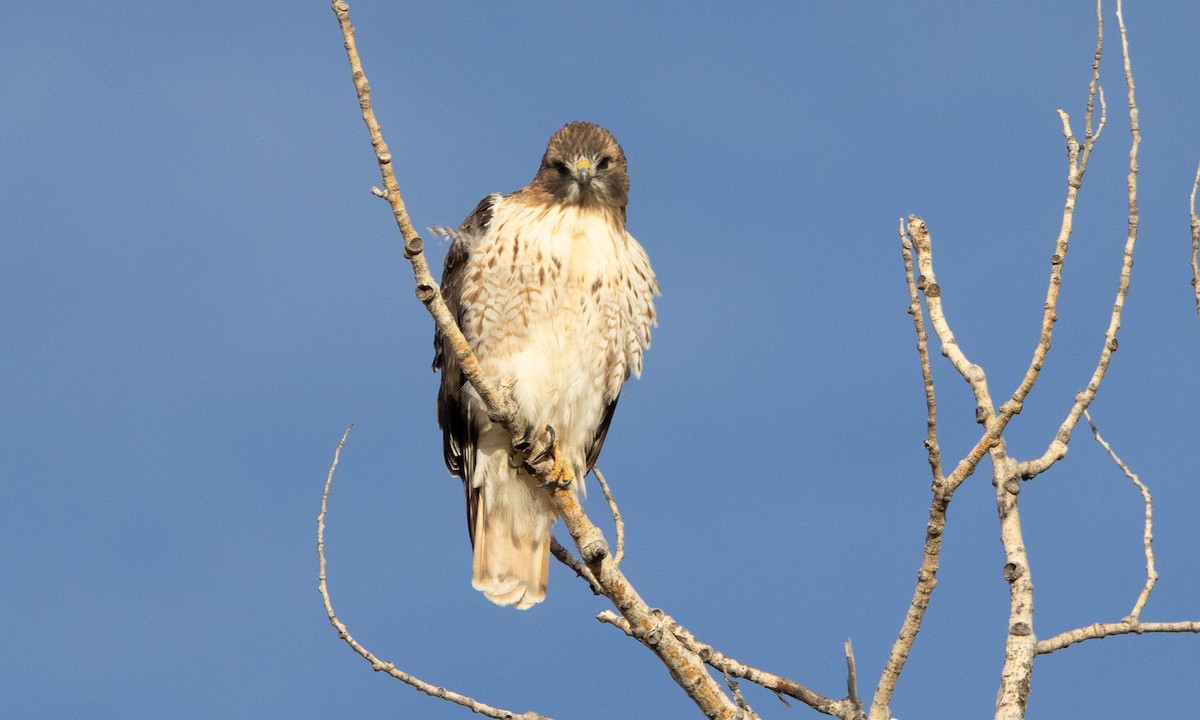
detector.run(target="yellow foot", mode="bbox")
[520,423,574,488]
[547,449,575,488]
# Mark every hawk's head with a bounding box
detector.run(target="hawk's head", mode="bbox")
[531,121,629,210]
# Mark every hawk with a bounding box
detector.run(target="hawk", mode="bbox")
[433,122,658,609]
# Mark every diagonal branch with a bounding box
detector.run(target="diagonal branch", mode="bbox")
[550,537,603,596]
[317,426,553,720]
[595,610,859,718]
[869,222,955,720]
[330,2,740,717]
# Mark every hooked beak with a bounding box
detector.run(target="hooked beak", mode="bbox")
[572,157,594,186]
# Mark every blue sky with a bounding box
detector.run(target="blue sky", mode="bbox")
[3,2,1198,718]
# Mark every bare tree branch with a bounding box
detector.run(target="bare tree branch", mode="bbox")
[1037,621,1200,655]
[901,218,1016,497]
[900,221,943,484]
[869,473,950,720]
[317,426,554,720]
[903,218,996,428]
[593,466,625,566]
[595,610,859,718]
[724,676,760,720]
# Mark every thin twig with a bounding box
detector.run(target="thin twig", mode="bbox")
[1189,160,1200,321]
[317,426,552,720]
[331,2,740,717]
[1083,409,1156,620]
[595,611,858,718]
[844,640,861,716]
[900,221,943,484]
[724,675,761,720]
[593,466,625,565]
[549,537,603,596]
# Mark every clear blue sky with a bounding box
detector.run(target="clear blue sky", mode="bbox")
[3,2,1198,718]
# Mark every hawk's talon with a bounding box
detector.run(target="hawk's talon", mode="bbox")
[537,444,575,488]
[513,423,534,453]
[529,424,556,465]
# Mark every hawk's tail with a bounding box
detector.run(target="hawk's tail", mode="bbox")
[467,443,556,609]
[471,500,551,609]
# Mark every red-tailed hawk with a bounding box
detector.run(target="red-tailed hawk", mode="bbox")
[433,122,658,608]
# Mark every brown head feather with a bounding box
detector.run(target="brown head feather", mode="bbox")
[522,121,629,211]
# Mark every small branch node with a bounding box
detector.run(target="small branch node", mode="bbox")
[1009,622,1033,637]
[1002,562,1024,582]
[580,538,610,564]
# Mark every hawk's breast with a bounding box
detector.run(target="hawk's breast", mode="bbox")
[457,198,656,465]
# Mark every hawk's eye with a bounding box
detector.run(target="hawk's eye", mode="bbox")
[552,161,570,176]
[597,156,611,171]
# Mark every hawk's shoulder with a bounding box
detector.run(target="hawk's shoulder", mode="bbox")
[431,193,502,372]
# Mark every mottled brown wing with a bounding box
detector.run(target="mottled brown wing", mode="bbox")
[434,194,498,546]
[585,397,620,476]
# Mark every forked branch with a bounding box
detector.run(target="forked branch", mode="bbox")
[1033,412,1200,656]
[595,610,854,717]
[1017,0,1141,480]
